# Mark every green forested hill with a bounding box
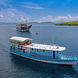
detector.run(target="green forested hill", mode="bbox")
[55,21,78,26]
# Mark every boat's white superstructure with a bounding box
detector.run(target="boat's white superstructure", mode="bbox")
[10,36,78,66]
[24,43,66,51]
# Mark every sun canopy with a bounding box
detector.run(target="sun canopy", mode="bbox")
[10,36,32,42]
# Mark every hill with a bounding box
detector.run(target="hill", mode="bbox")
[27,22,54,24]
[39,22,54,24]
[55,21,78,26]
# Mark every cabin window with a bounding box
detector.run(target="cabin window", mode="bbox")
[32,48,34,50]
[59,52,61,54]
[18,45,20,49]
[43,50,45,52]
[37,49,38,51]
[20,46,22,50]
[10,44,16,49]
[23,49,25,53]
[10,46,13,49]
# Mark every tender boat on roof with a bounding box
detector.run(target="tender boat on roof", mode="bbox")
[9,36,78,66]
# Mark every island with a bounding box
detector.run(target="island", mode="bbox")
[55,21,78,26]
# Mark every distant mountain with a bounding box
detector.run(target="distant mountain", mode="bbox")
[0,22,17,24]
[27,22,39,24]
[39,22,54,24]
[27,22,54,24]
[55,21,78,26]
[0,21,54,24]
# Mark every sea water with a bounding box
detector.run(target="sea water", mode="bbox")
[0,23,78,78]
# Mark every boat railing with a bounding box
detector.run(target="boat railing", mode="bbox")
[24,42,32,46]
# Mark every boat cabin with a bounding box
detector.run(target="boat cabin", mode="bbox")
[16,24,28,29]
[23,43,66,59]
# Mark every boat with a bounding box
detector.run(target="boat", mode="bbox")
[9,36,78,66]
[16,24,32,32]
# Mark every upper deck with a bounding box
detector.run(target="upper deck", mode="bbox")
[24,43,66,51]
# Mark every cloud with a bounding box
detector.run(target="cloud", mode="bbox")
[0,8,30,23]
[22,5,45,10]
[0,14,4,18]
[34,14,78,23]
[21,1,45,10]
[0,9,78,23]
[56,14,78,22]
[20,17,29,23]
[0,0,11,7]
[22,2,38,6]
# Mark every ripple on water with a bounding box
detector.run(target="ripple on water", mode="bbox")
[0,24,78,78]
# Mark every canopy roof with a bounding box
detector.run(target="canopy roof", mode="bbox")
[10,36,32,42]
[24,43,66,51]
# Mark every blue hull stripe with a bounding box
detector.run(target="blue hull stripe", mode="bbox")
[10,49,76,61]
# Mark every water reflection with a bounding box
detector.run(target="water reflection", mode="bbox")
[16,31,32,38]
[1,23,78,78]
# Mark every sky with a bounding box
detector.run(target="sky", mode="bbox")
[0,0,78,23]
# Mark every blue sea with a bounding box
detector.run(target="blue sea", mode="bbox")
[0,23,78,78]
